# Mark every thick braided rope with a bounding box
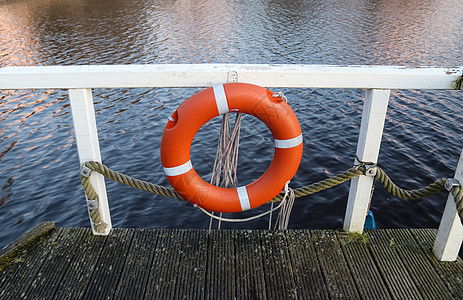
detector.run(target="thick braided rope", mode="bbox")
[85,161,181,199]
[269,166,366,202]
[80,175,109,233]
[374,167,446,200]
[450,185,463,225]
[80,161,462,224]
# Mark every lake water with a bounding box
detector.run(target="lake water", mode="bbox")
[1,0,462,249]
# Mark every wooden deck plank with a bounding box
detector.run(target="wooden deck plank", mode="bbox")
[0,222,55,264]
[52,228,107,299]
[311,230,361,299]
[173,230,208,300]
[113,229,159,299]
[367,229,423,299]
[387,229,454,299]
[144,229,185,299]
[82,228,134,299]
[260,230,298,299]
[0,227,62,299]
[235,230,267,299]
[285,230,329,299]
[411,228,463,300]
[205,230,236,300]
[337,231,392,299]
[24,228,87,299]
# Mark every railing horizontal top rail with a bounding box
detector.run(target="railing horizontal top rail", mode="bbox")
[0,64,462,89]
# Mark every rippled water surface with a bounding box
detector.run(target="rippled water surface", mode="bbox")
[1,0,463,249]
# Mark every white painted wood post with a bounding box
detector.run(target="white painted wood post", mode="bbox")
[68,89,112,235]
[433,149,463,261]
[344,89,391,233]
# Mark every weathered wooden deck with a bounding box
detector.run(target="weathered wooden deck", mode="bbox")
[1,224,462,299]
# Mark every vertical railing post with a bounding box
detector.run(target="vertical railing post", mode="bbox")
[69,89,112,235]
[433,149,463,261]
[344,89,391,233]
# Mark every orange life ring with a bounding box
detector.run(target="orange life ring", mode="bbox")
[160,83,303,213]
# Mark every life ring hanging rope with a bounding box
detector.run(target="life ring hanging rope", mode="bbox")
[160,83,303,213]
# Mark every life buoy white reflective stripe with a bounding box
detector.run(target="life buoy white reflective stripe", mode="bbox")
[236,186,251,211]
[163,160,193,177]
[274,134,303,149]
[213,85,229,115]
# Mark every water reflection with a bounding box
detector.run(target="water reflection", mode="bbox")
[367,0,463,64]
[0,141,17,160]
[0,3,41,66]
[0,177,14,207]
[1,0,462,66]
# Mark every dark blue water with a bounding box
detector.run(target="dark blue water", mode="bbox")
[1,0,463,249]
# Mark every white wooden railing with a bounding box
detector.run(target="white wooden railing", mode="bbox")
[0,64,462,261]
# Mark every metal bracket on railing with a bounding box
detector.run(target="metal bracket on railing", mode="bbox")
[445,178,460,192]
[365,165,377,177]
[81,165,92,177]
[228,71,238,83]
[354,155,377,176]
[87,199,98,210]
